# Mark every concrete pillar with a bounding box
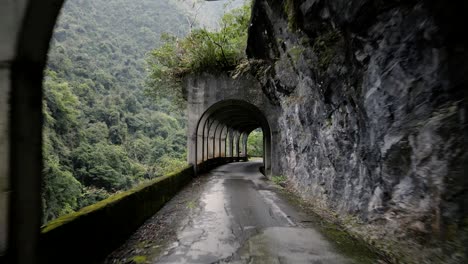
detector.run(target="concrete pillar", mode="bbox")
[242,132,248,158]
[264,128,273,176]
[224,129,229,157]
[0,58,11,260]
[220,126,227,157]
[235,131,241,158]
[203,118,210,161]
[231,131,237,158]
[213,122,223,158]
[196,130,204,163]
[207,120,218,159]
[215,124,227,158]
[238,132,244,157]
[228,129,234,157]
[1,0,29,259]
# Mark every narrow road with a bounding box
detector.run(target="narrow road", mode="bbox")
[106,162,380,264]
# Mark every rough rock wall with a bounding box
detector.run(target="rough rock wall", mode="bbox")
[247,0,467,261]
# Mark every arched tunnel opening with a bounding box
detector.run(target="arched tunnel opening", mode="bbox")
[194,100,272,175]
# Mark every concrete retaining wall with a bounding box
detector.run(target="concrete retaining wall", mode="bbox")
[39,158,238,264]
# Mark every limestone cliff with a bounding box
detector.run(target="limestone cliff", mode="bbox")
[246,0,468,262]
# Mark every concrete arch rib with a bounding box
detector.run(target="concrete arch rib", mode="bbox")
[3,0,66,262]
[193,100,272,175]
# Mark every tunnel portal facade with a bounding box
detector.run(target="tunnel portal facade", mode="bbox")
[186,73,280,176]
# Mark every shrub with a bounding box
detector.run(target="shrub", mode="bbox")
[146,2,252,102]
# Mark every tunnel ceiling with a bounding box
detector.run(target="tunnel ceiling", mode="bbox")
[194,99,272,166]
[200,100,268,134]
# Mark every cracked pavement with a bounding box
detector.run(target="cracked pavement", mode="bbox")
[105,161,378,264]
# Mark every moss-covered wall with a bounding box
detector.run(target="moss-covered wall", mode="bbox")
[39,158,238,264]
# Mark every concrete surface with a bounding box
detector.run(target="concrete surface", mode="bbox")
[185,73,281,176]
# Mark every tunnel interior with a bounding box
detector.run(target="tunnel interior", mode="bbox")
[195,100,271,174]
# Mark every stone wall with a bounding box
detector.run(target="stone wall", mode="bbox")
[247,0,468,262]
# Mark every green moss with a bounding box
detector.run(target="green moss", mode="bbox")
[284,0,297,31]
[325,117,333,128]
[271,175,287,186]
[186,200,196,209]
[132,255,147,263]
[300,36,311,46]
[289,46,304,62]
[312,29,343,71]
[42,167,192,233]
[321,226,380,264]
[277,188,383,264]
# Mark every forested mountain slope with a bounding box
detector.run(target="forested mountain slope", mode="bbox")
[42,0,237,223]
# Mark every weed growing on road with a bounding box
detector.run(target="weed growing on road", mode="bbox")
[272,175,287,186]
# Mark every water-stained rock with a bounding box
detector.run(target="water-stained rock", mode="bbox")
[247,0,468,262]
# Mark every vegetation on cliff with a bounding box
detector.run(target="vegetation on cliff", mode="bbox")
[146,2,251,101]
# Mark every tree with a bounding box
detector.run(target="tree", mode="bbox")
[247,129,263,157]
[42,154,82,222]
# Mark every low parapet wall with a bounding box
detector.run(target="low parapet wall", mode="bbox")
[39,158,241,263]
[196,157,247,174]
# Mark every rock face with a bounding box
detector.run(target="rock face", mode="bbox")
[247,0,467,261]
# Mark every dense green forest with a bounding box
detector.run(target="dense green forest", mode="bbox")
[42,0,250,223]
[43,0,191,223]
[247,129,263,157]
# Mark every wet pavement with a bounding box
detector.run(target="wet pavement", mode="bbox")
[105,161,380,264]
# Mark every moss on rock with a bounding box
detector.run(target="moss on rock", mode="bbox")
[284,0,298,31]
[132,255,147,264]
[312,29,343,71]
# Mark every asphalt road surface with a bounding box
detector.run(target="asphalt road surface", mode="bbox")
[106,161,379,264]
[155,162,354,264]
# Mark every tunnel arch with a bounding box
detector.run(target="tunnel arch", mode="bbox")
[2,0,67,262]
[194,100,272,175]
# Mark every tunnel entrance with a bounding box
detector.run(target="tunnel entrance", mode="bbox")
[194,100,272,175]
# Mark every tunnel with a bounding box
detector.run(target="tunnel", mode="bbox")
[194,100,272,175]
